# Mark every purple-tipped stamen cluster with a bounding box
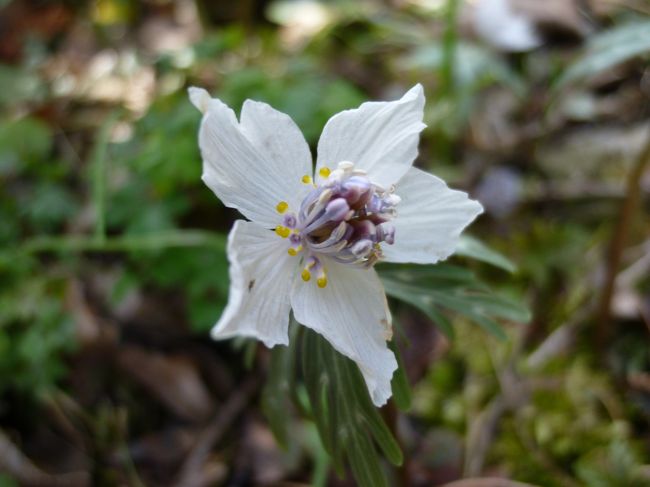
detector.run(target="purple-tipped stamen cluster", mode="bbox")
[278,161,399,285]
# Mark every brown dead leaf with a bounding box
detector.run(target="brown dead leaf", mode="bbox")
[116,346,215,421]
[512,0,592,38]
[65,279,118,347]
[440,479,540,487]
[0,429,89,487]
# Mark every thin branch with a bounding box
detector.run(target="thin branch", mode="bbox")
[173,374,260,487]
[0,429,89,487]
[595,130,650,350]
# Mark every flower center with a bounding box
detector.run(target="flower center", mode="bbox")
[274,161,399,288]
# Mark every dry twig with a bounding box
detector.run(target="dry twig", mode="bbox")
[173,374,260,487]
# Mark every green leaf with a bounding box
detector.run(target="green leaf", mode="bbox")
[456,235,517,273]
[22,230,226,254]
[0,473,18,487]
[556,21,650,88]
[380,261,530,341]
[90,112,120,243]
[389,341,412,411]
[347,432,389,487]
[300,329,402,487]
[382,278,455,338]
[402,42,525,96]
[262,343,294,448]
[0,117,52,172]
[458,293,531,323]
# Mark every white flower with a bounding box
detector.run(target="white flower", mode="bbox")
[473,0,542,52]
[189,84,483,407]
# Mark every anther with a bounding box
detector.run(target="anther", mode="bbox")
[276,201,289,214]
[288,244,302,256]
[283,214,297,228]
[316,267,328,288]
[301,175,313,184]
[301,269,311,281]
[275,225,291,238]
[319,167,331,178]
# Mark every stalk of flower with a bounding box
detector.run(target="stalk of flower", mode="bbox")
[189,84,483,407]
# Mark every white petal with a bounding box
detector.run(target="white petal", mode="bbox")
[474,0,542,52]
[212,220,296,347]
[291,261,397,407]
[315,85,426,187]
[240,100,315,209]
[382,167,483,264]
[191,88,313,228]
[188,87,211,113]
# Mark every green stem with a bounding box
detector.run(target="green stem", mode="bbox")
[90,112,119,244]
[19,230,226,255]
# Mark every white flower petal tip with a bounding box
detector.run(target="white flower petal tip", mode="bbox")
[316,84,427,188]
[291,263,398,407]
[381,167,484,265]
[188,86,212,113]
[403,83,425,105]
[194,91,312,228]
[366,359,397,407]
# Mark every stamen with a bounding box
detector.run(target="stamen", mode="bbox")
[288,245,302,256]
[275,225,291,238]
[351,239,373,257]
[276,201,289,214]
[317,268,328,288]
[283,213,297,228]
[282,160,400,286]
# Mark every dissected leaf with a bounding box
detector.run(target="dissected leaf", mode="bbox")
[380,260,530,340]
[389,341,412,411]
[300,329,402,487]
[262,329,297,448]
[556,21,650,88]
[456,235,517,273]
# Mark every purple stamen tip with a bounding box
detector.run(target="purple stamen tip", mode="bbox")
[289,233,301,245]
[353,219,376,238]
[341,176,371,204]
[283,214,297,228]
[351,239,373,257]
[381,225,395,245]
[325,198,351,221]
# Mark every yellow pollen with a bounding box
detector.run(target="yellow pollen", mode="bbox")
[301,269,311,282]
[276,201,289,213]
[301,175,313,184]
[317,276,328,288]
[319,167,331,178]
[275,225,291,238]
[288,245,302,256]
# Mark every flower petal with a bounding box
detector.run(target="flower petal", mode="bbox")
[291,261,397,406]
[212,220,297,347]
[315,85,426,187]
[190,88,313,228]
[382,167,483,264]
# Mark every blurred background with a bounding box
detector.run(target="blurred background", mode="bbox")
[1,0,649,485]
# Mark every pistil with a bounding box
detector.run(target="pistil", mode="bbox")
[276,161,399,287]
